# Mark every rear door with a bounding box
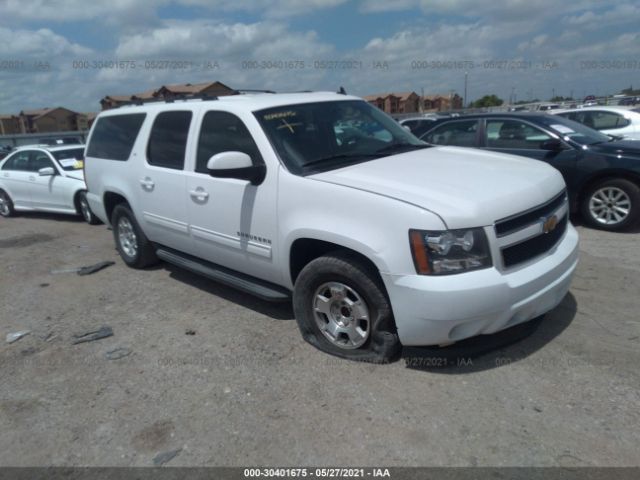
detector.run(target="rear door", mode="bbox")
[0,150,34,208]
[137,110,195,254]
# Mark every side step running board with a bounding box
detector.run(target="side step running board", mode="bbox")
[156,248,291,302]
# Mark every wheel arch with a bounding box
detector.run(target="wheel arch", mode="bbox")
[288,233,389,288]
[577,169,640,205]
[103,191,131,225]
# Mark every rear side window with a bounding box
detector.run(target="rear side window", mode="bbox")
[86,114,146,161]
[196,111,262,173]
[147,111,192,170]
[423,120,478,146]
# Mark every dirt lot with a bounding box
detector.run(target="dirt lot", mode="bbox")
[0,213,638,467]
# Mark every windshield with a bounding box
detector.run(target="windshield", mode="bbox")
[255,100,428,174]
[539,115,612,145]
[52,148,85,171]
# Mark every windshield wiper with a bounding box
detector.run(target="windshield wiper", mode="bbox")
[375,142,430,155]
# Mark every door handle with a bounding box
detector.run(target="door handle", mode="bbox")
[139,178,155,190]
[189,188,209,200]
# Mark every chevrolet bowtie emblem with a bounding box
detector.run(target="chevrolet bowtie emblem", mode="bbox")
[542,214,559,234]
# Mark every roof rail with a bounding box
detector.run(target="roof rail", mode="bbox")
[232,89,277,94]
[115,92,220,108]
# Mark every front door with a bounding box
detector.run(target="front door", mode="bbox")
[185,110,279,284]
[482,118,578,185]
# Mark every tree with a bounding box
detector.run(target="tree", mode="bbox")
[470,94,504,108]
[550,96,574,102]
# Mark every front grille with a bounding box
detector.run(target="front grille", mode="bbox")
[501,215,568,268]
[495,190,567,237]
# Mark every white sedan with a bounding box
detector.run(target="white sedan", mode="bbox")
[551,106,640,140]
[0,145,99,223]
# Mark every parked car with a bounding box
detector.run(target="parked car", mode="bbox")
[537,103,561,111]
[0,144,99,223]
[421,113,640,230]
[398,116,438,137]
[551,106,640,140]
[84,92,578,361]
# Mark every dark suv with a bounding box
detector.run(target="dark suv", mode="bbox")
[421,113,640,231]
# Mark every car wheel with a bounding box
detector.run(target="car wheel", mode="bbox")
[581,178,640,231]
[77,191,100,225]
[111,204,158,268]
[0,189,15,217]
[293,251,401,363]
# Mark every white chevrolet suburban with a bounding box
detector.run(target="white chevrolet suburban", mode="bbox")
[84,92,579,361]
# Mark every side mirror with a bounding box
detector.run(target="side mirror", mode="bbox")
[540,139,563,151]
[38,167,55,176]
[206,151,266,186]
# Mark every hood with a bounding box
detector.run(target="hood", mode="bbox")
[309,146,565,229]
[64,171,85,181]
[588,140,640,157]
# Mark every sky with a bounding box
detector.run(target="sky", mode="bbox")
[0,0,638,113]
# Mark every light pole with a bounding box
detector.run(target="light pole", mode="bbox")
[464,71,468,109]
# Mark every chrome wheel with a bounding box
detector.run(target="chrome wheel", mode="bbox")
[313,282,370,349]
[117,217,138,258]
[0,192,9,216]
[589,187,631,225]
[80,195,92,223]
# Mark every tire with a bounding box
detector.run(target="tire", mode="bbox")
[0,189,15,217]
[77,191,100,225]
[581,178,640,231]
[111,204,158,268]
[293,251,401,363]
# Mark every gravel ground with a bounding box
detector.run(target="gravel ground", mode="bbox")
[0,213,638,467]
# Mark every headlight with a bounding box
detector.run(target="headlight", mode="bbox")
[409,228,492,275]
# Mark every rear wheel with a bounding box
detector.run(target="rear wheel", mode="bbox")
[581,178,640,231]
[111,204,158,268]
[0,190,15,217]
[77,191,100,225]
[293,251,400,362]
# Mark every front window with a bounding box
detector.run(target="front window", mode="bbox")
[255,100,427,174]
[485,120,552,149]
[52,148,85,171]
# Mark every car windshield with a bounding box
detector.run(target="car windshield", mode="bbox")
[51,148,85,171]
[255,100,429,174]
[539,115,612,145]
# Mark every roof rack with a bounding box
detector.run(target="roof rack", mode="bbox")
[232,89,276,94]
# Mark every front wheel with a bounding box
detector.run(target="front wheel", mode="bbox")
[111,204,158,268]
[581,178,640,231]
[77,191,100,225]
[293,251,400,362]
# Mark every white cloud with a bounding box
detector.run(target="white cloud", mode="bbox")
[0,27,91,56]
[565,3,640,27]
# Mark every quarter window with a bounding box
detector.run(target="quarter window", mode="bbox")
[147,111,192,170]
[196,111,262,174]
[86,113,146,161]
[423,120,478,146]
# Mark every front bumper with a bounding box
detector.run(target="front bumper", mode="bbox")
[381,223,579,346]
